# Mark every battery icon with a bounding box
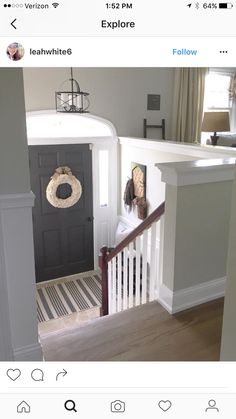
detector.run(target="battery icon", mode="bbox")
[219,2,233,7]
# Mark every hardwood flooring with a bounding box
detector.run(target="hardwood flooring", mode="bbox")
[40,298,224,361]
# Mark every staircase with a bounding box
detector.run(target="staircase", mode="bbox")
[99,202,165,315]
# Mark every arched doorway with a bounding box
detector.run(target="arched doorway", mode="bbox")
[27,111,118,282]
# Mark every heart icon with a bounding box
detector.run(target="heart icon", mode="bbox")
[6,368,21,381]
[158,400,172,412]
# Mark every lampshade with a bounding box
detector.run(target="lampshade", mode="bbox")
[201,111,230,133]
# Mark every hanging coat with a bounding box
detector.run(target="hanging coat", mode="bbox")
[123,178,135,211]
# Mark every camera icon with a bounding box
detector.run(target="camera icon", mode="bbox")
[110,400,126,413]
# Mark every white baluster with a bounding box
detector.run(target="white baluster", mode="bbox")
[107,215,163,314]
[135,235,141,306]
[141,229,148,304]
[117,252,122,312]
[108,261,112,314]
[149,222,157,301]
[111,257,117,313]
[128,242,134,309]
[157,214,164,299]
[123,247,128,310]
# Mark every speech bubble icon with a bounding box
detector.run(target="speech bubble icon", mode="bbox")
[31,369,44,382]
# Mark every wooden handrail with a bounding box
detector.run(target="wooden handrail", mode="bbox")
[107,201,165,262]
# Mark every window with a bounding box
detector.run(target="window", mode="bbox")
[202,70,232,144]
[204,72,231,111]
[99,150,109,207]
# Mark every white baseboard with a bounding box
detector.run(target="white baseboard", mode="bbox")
[14,342,43,361]
[158,277,226,314]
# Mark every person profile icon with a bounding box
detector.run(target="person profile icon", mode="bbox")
[205,399,219,412]
[6,42,25,61]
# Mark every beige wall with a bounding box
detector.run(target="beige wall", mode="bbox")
[0,69,30,194]
[23,68,174,139]
[221,170,236,360]
[163,181,232,291]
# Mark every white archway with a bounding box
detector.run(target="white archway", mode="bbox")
[26,110,117,139]
[26,110,118,269]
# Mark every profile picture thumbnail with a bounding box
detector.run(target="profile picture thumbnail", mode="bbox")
[6,42,25,61]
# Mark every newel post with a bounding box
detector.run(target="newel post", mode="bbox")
[99,246,109,316]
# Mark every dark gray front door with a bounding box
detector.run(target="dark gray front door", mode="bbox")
[29,144,94,283]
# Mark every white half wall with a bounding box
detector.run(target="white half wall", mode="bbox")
[157,158,235,313]
[221,168,236,361]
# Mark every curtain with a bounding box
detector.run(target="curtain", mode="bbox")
[171,68,208,143]
[229,73,236,133]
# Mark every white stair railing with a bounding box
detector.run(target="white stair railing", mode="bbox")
[99,202,165,316]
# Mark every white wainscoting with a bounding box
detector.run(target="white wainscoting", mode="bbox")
[0,192,43,361]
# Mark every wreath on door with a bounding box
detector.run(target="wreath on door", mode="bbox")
[46,166,82,208]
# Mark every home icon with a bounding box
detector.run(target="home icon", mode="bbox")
[17,401,31,413]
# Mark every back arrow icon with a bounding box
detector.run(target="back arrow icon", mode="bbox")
[11,19,17,29]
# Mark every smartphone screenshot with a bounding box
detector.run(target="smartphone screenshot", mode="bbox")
[0,0,236,417]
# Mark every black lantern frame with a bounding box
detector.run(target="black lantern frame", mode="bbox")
[55,68,90,113]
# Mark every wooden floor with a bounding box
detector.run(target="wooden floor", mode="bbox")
[40,298,224,361]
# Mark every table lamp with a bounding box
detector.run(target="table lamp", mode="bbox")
[201,111,230,146]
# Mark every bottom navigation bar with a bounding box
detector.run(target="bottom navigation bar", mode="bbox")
[0,393,235,418]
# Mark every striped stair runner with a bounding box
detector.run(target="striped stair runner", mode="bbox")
[36,272,102,323]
